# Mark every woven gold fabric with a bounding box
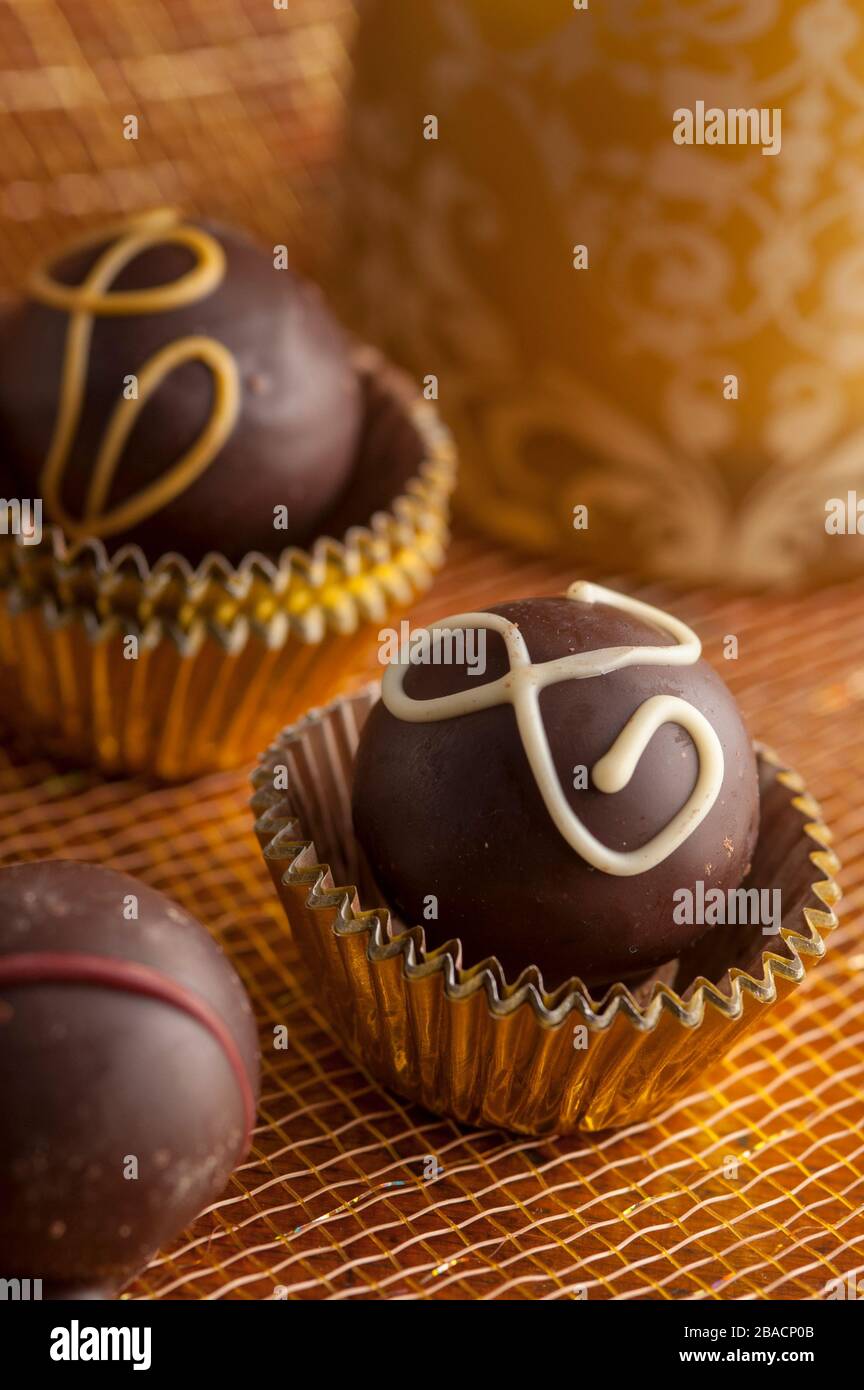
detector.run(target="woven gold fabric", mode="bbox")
[0,536,860,1300]
[0,0,355,296]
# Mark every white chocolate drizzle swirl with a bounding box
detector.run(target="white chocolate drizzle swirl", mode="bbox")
[380,581,724,877]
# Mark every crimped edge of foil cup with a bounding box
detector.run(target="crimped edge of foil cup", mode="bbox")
[250,696,840,1036]
[0,349,456,652]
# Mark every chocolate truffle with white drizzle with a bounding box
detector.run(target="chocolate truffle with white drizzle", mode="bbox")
[352,582,759,990]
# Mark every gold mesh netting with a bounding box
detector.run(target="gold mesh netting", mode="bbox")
[0,0,355,295]
[0,537,861,1301]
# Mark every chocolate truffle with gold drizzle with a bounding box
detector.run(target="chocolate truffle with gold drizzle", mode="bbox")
[353,584,760,990]
[0,209,363,563]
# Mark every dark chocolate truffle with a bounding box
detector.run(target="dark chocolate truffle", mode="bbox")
[0,860,260,1298]
[352,582,760,991]
[0,208,363,563]
[0,468,16,500]
[0,407,21,501]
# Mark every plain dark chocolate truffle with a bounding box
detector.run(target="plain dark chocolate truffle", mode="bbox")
[0,211,363,563]
[0,860,260,1298]
[0,411,20,498]
[352,592,760,991]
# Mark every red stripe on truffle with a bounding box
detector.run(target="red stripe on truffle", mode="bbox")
[0,952,256,1150]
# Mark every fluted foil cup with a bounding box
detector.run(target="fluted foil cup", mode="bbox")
[0,353,456,780]
[251,686,841,1135]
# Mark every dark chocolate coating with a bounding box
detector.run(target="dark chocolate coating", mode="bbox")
[0,861,260,1298]
[0,383,20,494]
[352,596,760,990]
[0,464,19,508]
[321,355,428,537]
[0,221,363,563]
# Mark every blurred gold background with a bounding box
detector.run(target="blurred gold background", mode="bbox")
[328,0,864,587]
[3,0,864,587]
[0,0,355,290]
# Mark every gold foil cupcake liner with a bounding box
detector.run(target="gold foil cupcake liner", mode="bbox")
[250,685,841,1134]
[0,353,456,779]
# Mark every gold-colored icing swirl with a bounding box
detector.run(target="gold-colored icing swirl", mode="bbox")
[30,208,240,542]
